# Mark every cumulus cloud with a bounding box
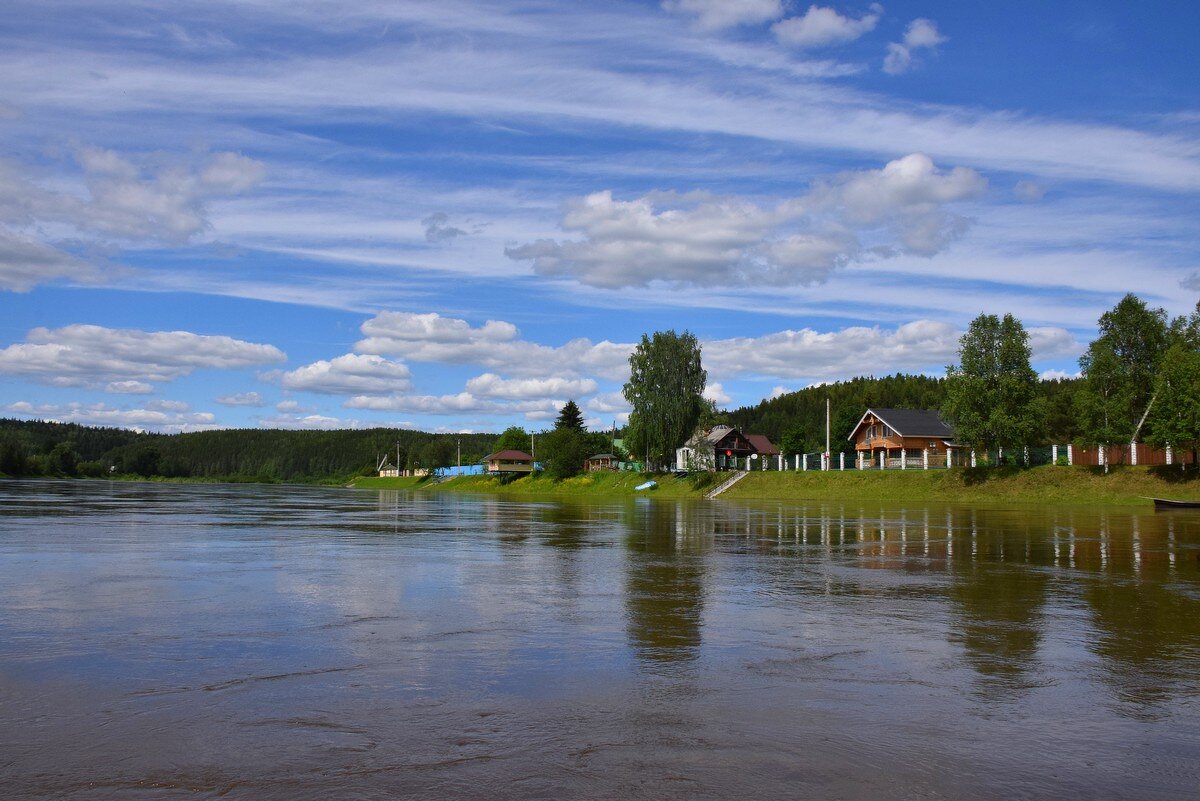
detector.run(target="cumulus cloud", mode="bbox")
[357,311,631,380]
[0,324,285,390]
[279,353,412,395]
[772,4,881,49]
[663,0,783,30]
[465,373,598,400]
[703,382,732,404]
[702,319,1079,381]
[0,147,265,291]
[2,148,265,243]
[884,18,947,75]
[506,155,985,288]
[4,401,219,433]
[216,391,267,406]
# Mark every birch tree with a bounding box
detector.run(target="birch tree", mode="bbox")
[623,330,707,470]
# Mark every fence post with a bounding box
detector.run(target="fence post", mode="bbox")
[1023,446,1029,466]
[946,450,951,468]
[1052,444,1058,465]
[901,449,907,470]
[1130,441,1138,466]
[802,454,807,472]
[1067,444,1073,466]
[923,449,929,470]
[840,452,845,471]
[970,450,977,468]
[1166,444,1173,465]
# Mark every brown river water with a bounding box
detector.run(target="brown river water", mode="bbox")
[1,479,1198,800]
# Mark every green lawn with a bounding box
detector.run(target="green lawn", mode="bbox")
[350,464,1198,506]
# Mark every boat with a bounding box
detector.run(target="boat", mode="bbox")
[1150,497,1200,510]
[634,480,657,491]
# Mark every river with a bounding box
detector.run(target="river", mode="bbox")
[1,479,1197,799]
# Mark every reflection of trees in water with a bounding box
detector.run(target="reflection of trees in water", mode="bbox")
[1084,577,1200,711]
[943,512,1050,698]
[622,502,709,667]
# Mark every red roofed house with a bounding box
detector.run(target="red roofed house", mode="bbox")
[483,449,534,474]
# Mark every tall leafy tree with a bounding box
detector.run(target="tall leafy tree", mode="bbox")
[1145,341,1200,466]
[943,313,1043,460]
[623,330,707,469]
[1076,294,1169,445]
[492,426,530,454]
[554,400,586,432]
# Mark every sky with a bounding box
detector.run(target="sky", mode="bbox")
[1,0,1197,434]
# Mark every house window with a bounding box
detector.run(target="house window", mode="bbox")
[929,441,938,450]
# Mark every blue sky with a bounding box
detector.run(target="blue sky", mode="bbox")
[1,0,1197,433]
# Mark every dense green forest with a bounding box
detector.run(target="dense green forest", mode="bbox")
[0,420,501,482]
[725,373,1083,456]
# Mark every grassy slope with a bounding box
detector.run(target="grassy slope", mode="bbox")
[352,465,1198,506]
[723,465,1198,506]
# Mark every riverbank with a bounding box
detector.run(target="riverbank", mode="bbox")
[352,465,1198,506]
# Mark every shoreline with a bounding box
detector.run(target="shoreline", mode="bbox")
[351,465,1198,507]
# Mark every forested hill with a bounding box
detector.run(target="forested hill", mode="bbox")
[726,373,1082,454]
[0,419,500,482]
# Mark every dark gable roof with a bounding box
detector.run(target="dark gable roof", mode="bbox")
[483,449,533,462]
[745,434,779,456]
[859,408,953,439]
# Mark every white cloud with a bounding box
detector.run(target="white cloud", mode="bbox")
[279,353,412,395]
[0,324,285,389]
[345,392,559,417]
[663,0,783,30]
[0,147,266,291]
[2,148,266,243]
[106,380,154,395]
[357,311,631,380]
[703,319,1080,381]
[146,399,190,412]
[275,399,314,413]
[4,401,219,433]
[257,413,367,430]
[465,373,598,401]
[772,4,881,49]
[586,391,631,415]
[507,155,985,288]
[1039,368,1081,381]
[703,382,732,404]
[884,18,947,75]
[0,228,105,292]
[216,391,267,406]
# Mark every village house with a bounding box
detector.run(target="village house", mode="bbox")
[583,453,619,472]
[482,449,534,474]
[848,408,957,469]
[676,425,780,471]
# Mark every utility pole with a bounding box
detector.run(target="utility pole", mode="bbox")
[825,397,831,471]
[531,433,535,460]
[457,438,461,468]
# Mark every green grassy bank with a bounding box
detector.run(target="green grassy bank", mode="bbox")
[352,465,1198,506]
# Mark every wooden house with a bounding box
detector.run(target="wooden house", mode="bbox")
[677,425,780,471]
[848,408,956,468]
[482,449,534,474]
[584,453,618,472]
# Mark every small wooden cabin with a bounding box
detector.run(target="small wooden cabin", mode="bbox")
[584,453,618,472]
[483,449,534,474]
[848,408,955,467]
